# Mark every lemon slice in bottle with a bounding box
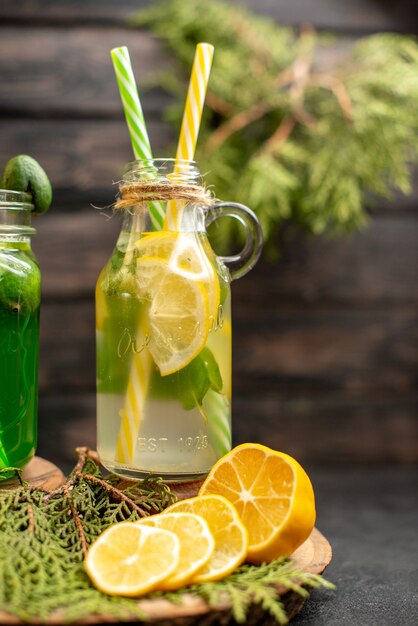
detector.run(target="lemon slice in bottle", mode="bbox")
[136,231,220,325]
[136,255,210,375]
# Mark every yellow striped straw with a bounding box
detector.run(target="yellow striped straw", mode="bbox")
[164,43,214,230]
[116,320,152,464]
[114,231,153,465]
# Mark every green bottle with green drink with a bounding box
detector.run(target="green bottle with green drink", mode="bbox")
[0,155,52,478]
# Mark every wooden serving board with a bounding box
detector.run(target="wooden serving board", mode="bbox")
[0,458,332,625]
[131,527,332,626]
[0,456,65,491]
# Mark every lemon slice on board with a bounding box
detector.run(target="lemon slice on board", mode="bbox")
[136,255,210,375]
[137,512,215,589]
[164,495,248,582]
[84,522,180,596]
[199,443,316,563]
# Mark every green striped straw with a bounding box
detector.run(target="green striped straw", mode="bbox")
[110,46,165,230]
[204,390,232,457]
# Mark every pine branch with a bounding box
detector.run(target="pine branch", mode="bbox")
[83,473,149,517]
[0,449,176,622]
[135,0,418,258]
[158,557,335,625]
[62,484,88,557]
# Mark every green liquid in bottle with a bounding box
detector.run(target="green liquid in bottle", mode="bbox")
[0,242,40,477]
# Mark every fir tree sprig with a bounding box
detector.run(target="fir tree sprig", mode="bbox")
[135,0,418,258]
[0,449,334,624]
[154,558,335,625]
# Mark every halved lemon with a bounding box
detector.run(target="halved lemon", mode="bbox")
[164,495,248,582]
[137,512,215,589]
[84,522,180,596]
[199,443,316,563]
[136,255,210,375]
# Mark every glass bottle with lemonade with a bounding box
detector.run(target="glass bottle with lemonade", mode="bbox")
[96,159,262,480]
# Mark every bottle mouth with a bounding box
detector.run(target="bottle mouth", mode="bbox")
[0,189,34,211]
[124,158,202,186]
[0,190,36,236]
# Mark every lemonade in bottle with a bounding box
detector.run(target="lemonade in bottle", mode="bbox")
[96,159,262,480]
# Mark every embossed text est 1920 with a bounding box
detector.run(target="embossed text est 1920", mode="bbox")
[178,436,209,452]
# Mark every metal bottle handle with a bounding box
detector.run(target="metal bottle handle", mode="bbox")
[205,202,263,280]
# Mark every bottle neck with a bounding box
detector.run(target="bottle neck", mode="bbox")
[117,158,208,235]
[0,190,35,243]
[123,159,202,186]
